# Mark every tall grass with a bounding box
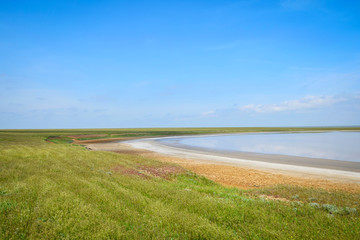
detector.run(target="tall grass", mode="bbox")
[1,130,359,239]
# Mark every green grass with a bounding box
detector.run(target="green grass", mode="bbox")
[1,128,360,239]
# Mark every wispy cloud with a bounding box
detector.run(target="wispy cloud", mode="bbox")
[0,88,114,114]
[298,72,360,91]
[201,110,216,116]
[239,95,347,113]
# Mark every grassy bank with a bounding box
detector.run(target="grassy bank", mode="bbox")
[1,128,360,239]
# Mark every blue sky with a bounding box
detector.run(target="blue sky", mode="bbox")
[1,0,360,128]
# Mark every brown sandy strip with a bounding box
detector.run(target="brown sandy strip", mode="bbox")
[143,152,360,193]
[72,137,143,144]
[81,140,360,193]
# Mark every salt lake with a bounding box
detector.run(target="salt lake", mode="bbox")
[159,131,360,162]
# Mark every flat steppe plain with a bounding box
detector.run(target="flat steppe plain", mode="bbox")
[1,127,360,239]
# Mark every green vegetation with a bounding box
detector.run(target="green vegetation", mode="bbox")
[1,128,360,239]
[248,185,360,208]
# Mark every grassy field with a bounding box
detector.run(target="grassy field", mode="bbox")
[1,128,360,239]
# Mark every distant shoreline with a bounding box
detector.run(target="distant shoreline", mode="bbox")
[125,133,360,183]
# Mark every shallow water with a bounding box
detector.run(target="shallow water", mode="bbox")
[166,131,360,162]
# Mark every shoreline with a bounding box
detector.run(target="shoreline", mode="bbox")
[157,140,360,173]
[125,135,360,184]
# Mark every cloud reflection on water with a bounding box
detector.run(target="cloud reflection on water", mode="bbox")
[178,132,360,162]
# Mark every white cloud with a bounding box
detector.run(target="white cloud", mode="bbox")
[202,110,216,116]
[239,95,346,113]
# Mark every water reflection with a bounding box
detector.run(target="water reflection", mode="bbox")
[176,132,360,162]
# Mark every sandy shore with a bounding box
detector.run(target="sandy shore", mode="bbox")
[158,139,360,173]
[83,136,360,192]
[125,137,360,183]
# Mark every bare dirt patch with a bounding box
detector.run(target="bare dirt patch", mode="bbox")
[112,165,149,178]
[111,164,186,180]
[111,149,151,155]
[72,137,141,144]
[259,194,290,202]
[138,165,186,179]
